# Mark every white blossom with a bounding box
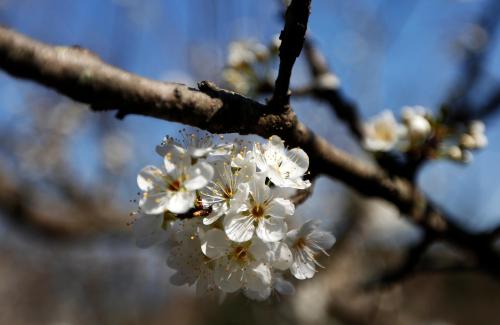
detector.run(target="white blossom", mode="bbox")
[156,131,233,160]
[254,135,310,189]
[133,132,333,301]
[201,160,254,225]
[138,144,214,214]
[363,110,401,152]
[316,73,340,90]
[227,40,269,68]
[287,220,336,280]
[200,228,273,299]
[167,220,217,296]
[467,120,488,149]
[401,106,432,142]
[224,174,294,243]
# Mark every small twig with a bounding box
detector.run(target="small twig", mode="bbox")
[445,0,500,122]
[269,0,311,110]
[303,39,364,140]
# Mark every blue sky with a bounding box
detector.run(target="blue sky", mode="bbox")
[0,0,499,232]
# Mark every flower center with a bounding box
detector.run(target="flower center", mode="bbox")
[168,179,182,191]
[222,185,233,199]
[375,125,394,142]
[232,245,250,263]
[251,205,265,218]
[295,238,307,250]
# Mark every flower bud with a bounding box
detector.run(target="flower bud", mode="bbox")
[447,145,462,160]
[469,120,485,135]
[407,115,431,141]
[460,133,477,149]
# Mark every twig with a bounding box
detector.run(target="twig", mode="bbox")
[303,39,364,140]
[269,0,311,110]
[445,0,500,122]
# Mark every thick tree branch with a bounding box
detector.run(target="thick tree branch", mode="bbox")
[270,0,311,110]
[0,170,124,240]
[0,26,499,272]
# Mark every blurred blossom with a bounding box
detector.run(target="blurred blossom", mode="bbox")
[362,110,402,152]
[316,72,341,90]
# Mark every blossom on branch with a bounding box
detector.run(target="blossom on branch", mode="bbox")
[363,106,488,164]
[131,130,334,301]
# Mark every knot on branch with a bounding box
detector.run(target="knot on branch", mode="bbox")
[197,80,297,137]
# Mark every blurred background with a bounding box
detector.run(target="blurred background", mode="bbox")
[1,0,500,324]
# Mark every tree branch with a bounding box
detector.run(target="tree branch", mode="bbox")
[0,26,499,272]
[0,170,125,240]
[270,0,311,110]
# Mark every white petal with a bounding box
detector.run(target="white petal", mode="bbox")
[132,214,167,248]
[265,168,285,187]
[267,198,294,218]
[223,213,255,242]
[254,145,270,173]
[155,144,168,157]
[298,219,320,237]
[200,228,230,258]
[269,242,293,270]
[163,144,188,173]
[202,206,225,225]
[214,261,243,293]
[137,165,165,191]
[249,173,270,203]
[190,147,212,158]
[184,161,214,191]
[139,191,169,214]
[248,237,270,261]
[309,230,336,251]
[165,191,195,214]
[290,257,316,280]
[281,147,309,178]
[268,135,285,151]
[275,177,311,190]
[256,218,287,242]
[229,183,249,213]
[210,143,234,157]
[245,262,272,297]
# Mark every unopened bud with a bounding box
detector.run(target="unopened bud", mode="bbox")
[407,115,431,141]
[460,133,477,149]
[447,145,462,160]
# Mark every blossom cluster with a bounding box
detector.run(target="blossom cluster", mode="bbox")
[132,131,335,301]
[363,106,487,163]
[223,38,280,95]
